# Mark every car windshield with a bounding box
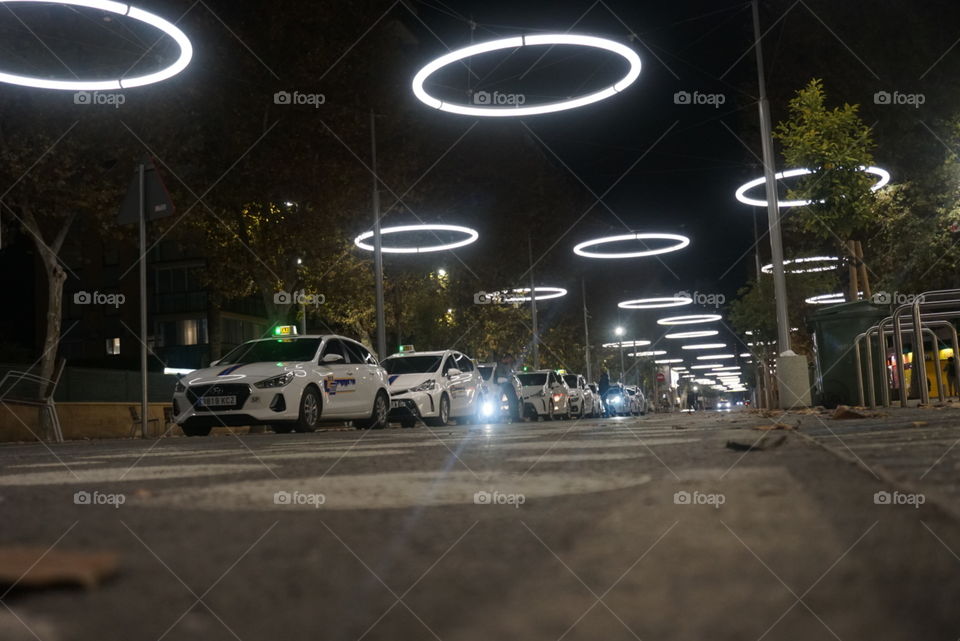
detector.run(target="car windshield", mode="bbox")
[517,373,547,386]
[478,366,494,380]
[563,375,579,387]
[218,338,321,365]
[382,355,442,374]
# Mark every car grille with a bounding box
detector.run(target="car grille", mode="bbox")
[186,383,251,411]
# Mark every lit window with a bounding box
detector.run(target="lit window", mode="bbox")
[106,338,121,355]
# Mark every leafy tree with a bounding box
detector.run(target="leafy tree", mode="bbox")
[775,79,878,300]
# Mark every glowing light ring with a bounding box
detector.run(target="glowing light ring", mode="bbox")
[574,232,690,259]
[735,166,890,208]
[500,286,567,302]
[354,224,479,254]
[804,292,861,305]
[680,343,727,350]
[618,296,691,309]
[412,34,641,117]
[601,339,651,348]
[0,0,193,90]
[658,314,722,326]
[665,329,718,339]
[761,256,840,275]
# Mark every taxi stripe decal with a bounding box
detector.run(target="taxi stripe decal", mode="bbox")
[218,364,246,376]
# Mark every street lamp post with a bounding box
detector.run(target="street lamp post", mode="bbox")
[615,326,625,383]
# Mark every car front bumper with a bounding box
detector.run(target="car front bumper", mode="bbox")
[388,391,437,418]
[173,388,297,427]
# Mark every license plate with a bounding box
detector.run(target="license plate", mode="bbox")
[391,400,403,409]
[199,395,237,407]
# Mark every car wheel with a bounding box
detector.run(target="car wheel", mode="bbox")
[356,391,389,429]
[180,424,211,437]
[272,424,294,434]
[426,394,450,427]
[295,386,321,433]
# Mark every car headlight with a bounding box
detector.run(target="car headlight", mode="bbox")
[610,395,621,404]
[175,380,185,393]
[254,372,294,388]
[409,379,436,393]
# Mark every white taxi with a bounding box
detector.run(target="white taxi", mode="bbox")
[562,373,598,418]
[172,327,390,435]
[381,347,482,427]
[516,370,571,420]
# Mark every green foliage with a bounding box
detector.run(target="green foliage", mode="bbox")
[775,79,877,242]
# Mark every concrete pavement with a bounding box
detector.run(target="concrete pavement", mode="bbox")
[1,409,960,640]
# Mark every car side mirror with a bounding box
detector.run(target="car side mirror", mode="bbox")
[447,368,461,377]
[322,353,344,363]
[209,359,221,367]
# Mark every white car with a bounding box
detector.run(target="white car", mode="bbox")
[562,373,598,418]
[477,363,523,422]
[173,329,390,436]
[516,370,571,420]
[624,385,647,416]
[382,349,482,427]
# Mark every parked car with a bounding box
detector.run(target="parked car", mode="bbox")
[588,383,605,416]
[624,385,647,416]
[602,384,631,417]
[173,327,390,436]
[516,370,571,420]
[477,363,523,422]
[381,349,482,427]
[562,373,598,418]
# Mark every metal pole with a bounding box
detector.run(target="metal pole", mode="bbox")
[618,340,624,383]
[138,162,148,439]
[371,110,386,359]
[581,277,592,382]
[528,235,539,369]
[752,0,791,352]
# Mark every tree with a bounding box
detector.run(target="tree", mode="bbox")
[0,115,127,387]
[775,79,878,300]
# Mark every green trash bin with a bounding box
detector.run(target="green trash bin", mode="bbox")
[809,300,889,407]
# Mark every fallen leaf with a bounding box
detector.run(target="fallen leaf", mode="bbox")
[833,405,868,420]
[0,547,119,591]
[753,423,796,431]
[725,434,788,452]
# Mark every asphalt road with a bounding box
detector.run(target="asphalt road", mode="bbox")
[2,409,960,641]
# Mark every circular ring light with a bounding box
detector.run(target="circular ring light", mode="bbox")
[680,343,726,350]
[601,339,651,348]
[0,0,193,90]
[696,354,735,360]
[657,314,721,326]
[500,287,567,302]
[618,295,691,309]
[735,166,890,208]
[574,232,690,259]
[628,350,666,357]
[354,224,478,254]
[665,329,718,339]
[804,292,861,305]
[412,34,641,117]
[761,256,840,275]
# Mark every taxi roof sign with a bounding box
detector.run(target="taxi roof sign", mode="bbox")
[398,344,415,353]
[274,325,298,336]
